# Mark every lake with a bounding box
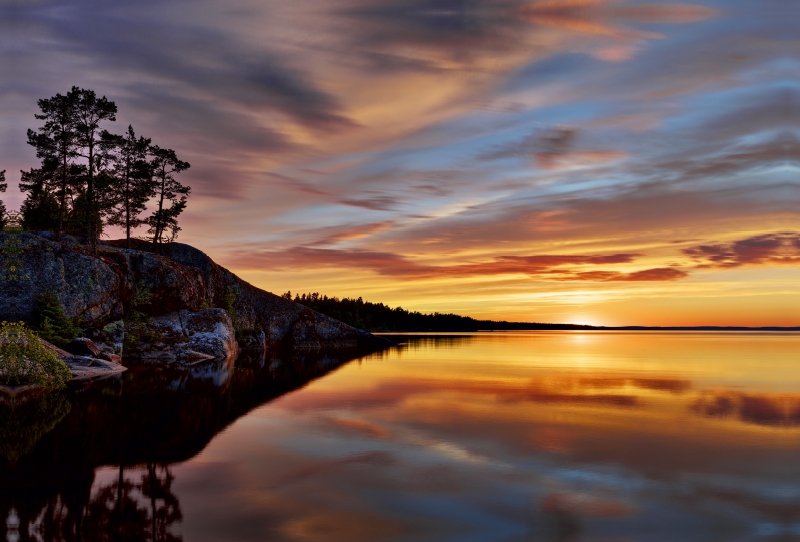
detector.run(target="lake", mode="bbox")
[3,332,800,541]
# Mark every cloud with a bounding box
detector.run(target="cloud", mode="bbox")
[310,221,396,246]
[480,126,627,168]
[568,268,688,282]
[224,246,682,281]
[541,492,635,519]
[518,1,717,40]
[684,232,800,269]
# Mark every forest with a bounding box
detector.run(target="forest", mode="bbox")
[285,292,595,331]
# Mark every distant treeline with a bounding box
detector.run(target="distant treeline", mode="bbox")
[283,292,594,331]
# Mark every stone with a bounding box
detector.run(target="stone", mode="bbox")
[63,355,126,381]
[102,320,125,355]
[96,352,122,364]
[237,329,266,351]
[63,338,101,357]
[42,340,126,383]
[125,308,238,362]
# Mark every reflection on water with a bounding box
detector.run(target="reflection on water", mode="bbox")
[3,332,800,541]
[0,350,366,541]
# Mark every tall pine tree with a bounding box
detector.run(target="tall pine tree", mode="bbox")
[69,87,117,249]
[102,126,154,248]
[26,91,80,239]
[147,146,191,250]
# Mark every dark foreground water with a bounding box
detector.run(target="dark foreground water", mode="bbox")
[3,332,800,541]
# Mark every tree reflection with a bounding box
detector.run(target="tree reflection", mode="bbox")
[82,464,182,542]
[0,347,380,540]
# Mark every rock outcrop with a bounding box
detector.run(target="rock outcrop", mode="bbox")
[43,341,126,383]
[125,308,238,362]
[0,232,389,356]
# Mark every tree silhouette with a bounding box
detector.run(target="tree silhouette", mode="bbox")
[18,88,193,247]
[0,170,6,230]
[26,91,80,239]
[69,87,118,249]
[19,167,63,232]
[147,146,190,250]
[102,126,155,248]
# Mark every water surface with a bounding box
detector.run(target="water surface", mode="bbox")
[4,332,800,541]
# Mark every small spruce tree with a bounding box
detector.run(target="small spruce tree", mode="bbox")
[31,291,80,347]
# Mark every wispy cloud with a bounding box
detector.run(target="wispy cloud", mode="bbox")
[684,232,800,269]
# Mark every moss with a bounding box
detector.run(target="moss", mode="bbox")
[0,322,72,389]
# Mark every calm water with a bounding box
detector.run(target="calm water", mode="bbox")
[3,332,800,541]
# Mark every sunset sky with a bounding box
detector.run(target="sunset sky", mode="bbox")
[1,0,797,326]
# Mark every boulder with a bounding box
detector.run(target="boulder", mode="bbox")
[96,352,122,364]
[237,329,266,351]
[0,233,122,325]
[64,356,126,381]
[42,340,126,382]
[63,338,101,357]
[125,308,238,362]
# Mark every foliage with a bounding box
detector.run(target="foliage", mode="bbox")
[20,87,192,246]
[286,291,594,332]
[102,125,155,248]
[0,321,72,389]
[224,285,238,328]
[124,282,159,350]
[19,168,61,232]
[147,146,191,249]
[0,212,29,281]
[31,291,80,347]
[128,281,152,321]
[0,170,6,230]
[25,90,81,237]
[70,86,118,248]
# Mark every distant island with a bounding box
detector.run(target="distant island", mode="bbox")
[287,292,800,332]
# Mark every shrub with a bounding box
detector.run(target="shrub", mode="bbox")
[0,322,72,389]
[128,281,152,321]
[224,285,238,328]
[32,292,80,348]
[124,281,156,350]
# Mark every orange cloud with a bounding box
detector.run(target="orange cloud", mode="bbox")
[518,0,715,40]
[226,247,655,279]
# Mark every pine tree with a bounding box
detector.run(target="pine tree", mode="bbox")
[31,291,80,347]
[18,168,60,232]
[26,91,80,239]
[102,126,154,248]
[147,146,191,250]
[69,87,118,250]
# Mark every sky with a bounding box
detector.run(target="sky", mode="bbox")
[1,0,798,326]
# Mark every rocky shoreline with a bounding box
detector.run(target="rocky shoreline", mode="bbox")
[0,232,393,392]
